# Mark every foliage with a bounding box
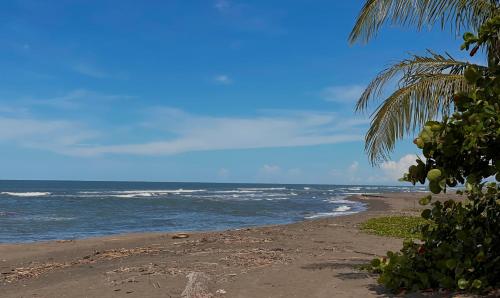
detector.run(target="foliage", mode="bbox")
[350,0,499,164]
[349,0,495,45]
[371,186,500,293]
[402,25,500,191]
[357,52,478,164]
[370,15,500,294]
[360,216,427,239]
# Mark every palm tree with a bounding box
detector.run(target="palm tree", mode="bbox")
[349,0,498,164]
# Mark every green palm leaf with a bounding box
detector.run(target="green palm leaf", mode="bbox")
[349,1,497,164]
[356,51,477,111]
[349,0,497,44]
[358,52,486,164]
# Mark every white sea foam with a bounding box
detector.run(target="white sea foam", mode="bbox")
[334,205,351,212]
[204,195,290,201]
[112,193,154,198]
[260,193,288,197]
[305,210,358,219]
[36,216,75,221]
[326,198,357,204]
[18,216,76,221]
[341,192,381,196]
[212,190,260,194]
[1,192,51,197]
[116,189,206,194]
[303,187,311,190]
[265,197,289,201]
[79,189,206,198]
[348,187,361,191]
[305,203,359,219]
[237,187,286,191]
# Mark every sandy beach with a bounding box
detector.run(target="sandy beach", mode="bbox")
[0,192,458,297]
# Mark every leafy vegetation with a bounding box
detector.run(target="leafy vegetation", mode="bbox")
[368,14,500,294]
[360,216,427,239]
[350,0,498,164]
[371,186,500,293]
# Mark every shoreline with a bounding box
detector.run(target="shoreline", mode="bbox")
[0,193,381,247]
[0,193,371,245]
[0,192,448,297]
[0,184,417,245]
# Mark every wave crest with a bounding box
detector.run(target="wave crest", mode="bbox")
[1,192,51,197]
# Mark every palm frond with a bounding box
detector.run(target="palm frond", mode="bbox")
[356,51,477,112]
[365,73,473,164]
[356,52,486,164]
[349,0,497,44]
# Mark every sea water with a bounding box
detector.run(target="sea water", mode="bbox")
[0,180,426,243]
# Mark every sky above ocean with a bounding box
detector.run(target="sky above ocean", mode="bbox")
[0,0,485,184]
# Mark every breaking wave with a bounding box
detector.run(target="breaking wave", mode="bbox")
[1,192,51,197]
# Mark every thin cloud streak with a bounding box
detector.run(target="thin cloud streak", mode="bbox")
[321,85,365,103]
[26,89,135,109]
[73,63,110,78]
[0,108,366,157]
[65,109,366,156]
[214,0,231,12]
[213,0,285,34]
[213,75,232,84]
[0,116,99,153]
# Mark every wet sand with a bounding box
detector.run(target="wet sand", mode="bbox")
[0,192,463,297]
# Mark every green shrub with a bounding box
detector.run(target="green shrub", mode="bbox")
[371,185,500,293]
[370,16,500,294]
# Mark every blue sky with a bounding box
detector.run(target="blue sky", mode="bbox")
[0,0,482,184]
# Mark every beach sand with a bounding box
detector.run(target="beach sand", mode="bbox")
[0,192,463,297]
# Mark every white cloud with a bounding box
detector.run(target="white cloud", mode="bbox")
[0,105,30,116]
[381,154,420,181]
[213,75,232,85]
[329,162,359,175]
[0,116,98,154]
[0,105,365,157]
[218,168,230,177]
[261,164,280,174]
[348,161,359,173]
[321,85,365,103]
[213,0,284,34]
[73,63,109,79]
[214,0,231,11]
[255,165,304,183]
[329,161,361,183]
[70,109,365,156]
[287,168,301,176]
[27,89,134,109]
[329,169,341,177]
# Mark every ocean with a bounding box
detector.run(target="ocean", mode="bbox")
[0,180,426,243]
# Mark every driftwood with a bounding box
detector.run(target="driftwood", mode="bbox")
[172,233,190,239]
[181,272,213,298]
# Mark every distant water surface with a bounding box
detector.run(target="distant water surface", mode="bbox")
[0,180,426,243]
